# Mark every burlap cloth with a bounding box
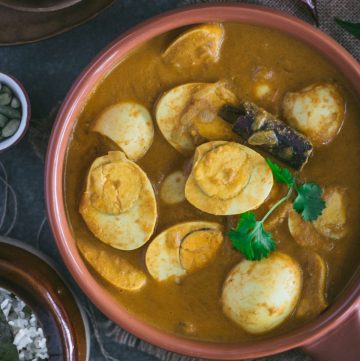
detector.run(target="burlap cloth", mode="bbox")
[84,2,359,361]
[180,0,359,60]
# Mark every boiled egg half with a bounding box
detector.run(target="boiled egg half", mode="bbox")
[155,82,238,154]
[145,221,223,282]
[79,151,157,250]
[185,141,273,215]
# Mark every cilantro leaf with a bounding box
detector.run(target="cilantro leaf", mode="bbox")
[250,223,276,260]
[229,212,257,260]
[228,212,275,261]
[293,183,326,221]
[229,160,326,261]
[266,158,295,187]
[335,18,360,40]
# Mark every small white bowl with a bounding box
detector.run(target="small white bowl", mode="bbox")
[0,72,30,152]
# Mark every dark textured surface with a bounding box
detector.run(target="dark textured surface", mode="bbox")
[0,1,358,360]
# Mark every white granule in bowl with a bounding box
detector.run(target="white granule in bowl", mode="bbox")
[0,288,49,361]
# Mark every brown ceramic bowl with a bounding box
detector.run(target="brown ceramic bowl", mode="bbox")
[45,5,360,361]
[0,237,90,361]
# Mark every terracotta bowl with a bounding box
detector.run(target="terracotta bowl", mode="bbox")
[45,5,360,361]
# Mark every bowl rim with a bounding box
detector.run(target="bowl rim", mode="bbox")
[0,0,82,12]
[45,4,360,359]
[0,73,30,152]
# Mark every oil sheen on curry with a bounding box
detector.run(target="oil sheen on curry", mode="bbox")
[65,23,360,342]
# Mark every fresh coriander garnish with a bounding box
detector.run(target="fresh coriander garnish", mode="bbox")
[229,212,274,261]
[267,158,325,221]
[228,158,326,261]
[293,183,325,221]
[335,18,360,41]
[266,158,295,188]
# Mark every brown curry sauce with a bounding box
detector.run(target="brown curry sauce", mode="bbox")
[64,23,360,342]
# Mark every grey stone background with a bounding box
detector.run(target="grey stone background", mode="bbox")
[0,1,358,360]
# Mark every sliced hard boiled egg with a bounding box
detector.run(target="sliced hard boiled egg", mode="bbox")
[145,221,223,282]
[93,102,154,161]
[155,82,238,154]
[163,23,224,68]
[313,187,348,240]
[221,252,302,334]
[288,186,347,250]
[282,83,345,146]
[77,238,146,291]
[295,252,328,320]
[288,209,331,250]
[88,159,142,214]
[160,170,186,205]
[185,141,273,215]
[179,229,223,273]
[79,151,157,250]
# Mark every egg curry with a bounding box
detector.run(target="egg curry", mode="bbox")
[64,23,360,342]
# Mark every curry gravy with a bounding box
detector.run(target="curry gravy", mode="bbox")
[64,23,360,342]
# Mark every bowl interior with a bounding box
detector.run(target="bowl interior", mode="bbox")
[46,5,360,360]
[0,238,90,361]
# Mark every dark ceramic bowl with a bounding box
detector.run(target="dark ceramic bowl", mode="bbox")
[0,0,82,12]
[0,237,90,361]
[45,5,360,361]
